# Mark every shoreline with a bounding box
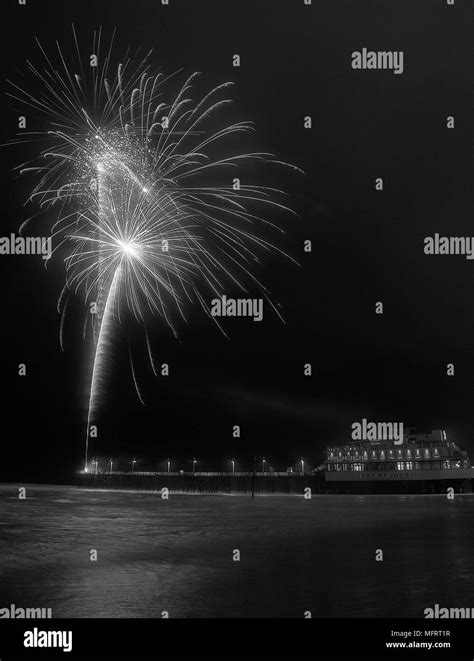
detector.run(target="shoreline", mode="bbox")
[2,483,474,498]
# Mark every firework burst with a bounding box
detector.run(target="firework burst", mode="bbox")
[6,26,300,469]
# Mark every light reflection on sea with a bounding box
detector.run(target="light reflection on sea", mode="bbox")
[1,485,473,618]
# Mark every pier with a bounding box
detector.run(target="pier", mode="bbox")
[78,471,327,495]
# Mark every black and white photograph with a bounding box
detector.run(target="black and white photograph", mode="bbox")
[0,0,472,657]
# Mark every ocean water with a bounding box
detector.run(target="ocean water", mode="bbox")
[1,484,473,618]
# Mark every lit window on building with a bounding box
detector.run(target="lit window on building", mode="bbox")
[397,461,404,470]
[353,463,362,471]
[406,461,413,470]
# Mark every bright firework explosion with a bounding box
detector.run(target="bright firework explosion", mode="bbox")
[6,27,300,470]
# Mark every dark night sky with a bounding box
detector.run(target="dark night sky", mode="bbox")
[0,0,472,482]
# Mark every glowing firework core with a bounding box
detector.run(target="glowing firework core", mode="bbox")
[117,240,140,259]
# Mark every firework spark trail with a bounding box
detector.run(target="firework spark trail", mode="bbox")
[6,27,301,470]
[85,262,122,468]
